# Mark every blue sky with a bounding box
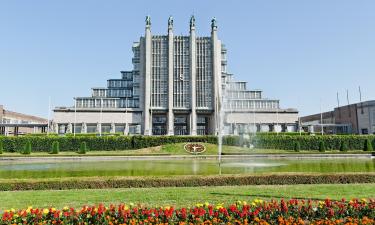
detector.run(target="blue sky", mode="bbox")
[1,0,374,118]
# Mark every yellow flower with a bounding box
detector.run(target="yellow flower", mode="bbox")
[63,206,69,211]
[10,208,15,212]
[26,208,31,213]
[204,202,210,207]
[243,201,247,205]
[361,198,367,203]
[215,205,223,210]
[129,202,134,207]
[43,208,49,214]
[251,202,256,206]
[196,203,203,207]
[51,208,56,212]
[164,206,170,210]
[124,206,129,210]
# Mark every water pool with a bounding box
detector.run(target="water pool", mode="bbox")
[0,157,374,179]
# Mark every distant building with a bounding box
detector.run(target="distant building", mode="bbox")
[53,16,298,135]
[0,105,48,135]
[300,100,375,134]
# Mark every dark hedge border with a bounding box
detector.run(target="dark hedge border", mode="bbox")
[1,174,374,191]
[0,135,374,152]
[0,136,217,152]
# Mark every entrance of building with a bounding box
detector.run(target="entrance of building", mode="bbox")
[152,115,167,135]
[174,115,189,135]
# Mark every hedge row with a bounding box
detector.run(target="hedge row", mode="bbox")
[253,135,375,151]
[0,136,217,152]
[0,135,374,152]
[0,174,374,191]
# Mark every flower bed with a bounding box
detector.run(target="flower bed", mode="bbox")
[1,199,374,224]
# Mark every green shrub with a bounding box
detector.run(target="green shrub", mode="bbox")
[293,142,300,152]
[340,141,348,152]
[78,142,87,154]
[0,140,3,154]
[364,139,373,152]
[0,135,373,153]
[0,174,374,191]
[50,141,60,154]
[22,141,32,155]
[318,141,326,152]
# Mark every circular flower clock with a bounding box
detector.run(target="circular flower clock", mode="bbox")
[184,143,206,154]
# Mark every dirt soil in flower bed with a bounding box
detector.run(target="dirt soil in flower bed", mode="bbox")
[1,173,375,191]
[1,199,374,225]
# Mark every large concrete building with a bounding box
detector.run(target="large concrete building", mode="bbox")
[301,100,375,134]
[53,16,298,135]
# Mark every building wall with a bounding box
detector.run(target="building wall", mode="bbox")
[357,101,375,134]
[333,104,359,133]
[52,17,298,136]
[0,105,47,135]
[226,111,298,124]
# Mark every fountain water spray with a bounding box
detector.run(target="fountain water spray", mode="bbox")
[218,83,228,167]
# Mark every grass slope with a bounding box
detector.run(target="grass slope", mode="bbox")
[0,184,373,210]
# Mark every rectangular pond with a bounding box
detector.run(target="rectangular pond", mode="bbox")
[0,157,374,179]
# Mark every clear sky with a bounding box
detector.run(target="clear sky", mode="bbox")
[1,0,374,118]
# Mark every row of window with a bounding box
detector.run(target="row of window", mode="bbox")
[92,89,107,97]
[226,91,262,99]
[228,82,247,91]
[107,80,133,88]
[59,124,142,134]
[76,98,140,108]
[196,41,213,108]
[121,71,133,80]
[107,89,133,98]
[225,100,279,110]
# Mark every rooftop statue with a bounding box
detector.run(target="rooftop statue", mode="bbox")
[190,15,195,28]
[211,17,217,29]
[145,15,151,26]
[168,16,173,27]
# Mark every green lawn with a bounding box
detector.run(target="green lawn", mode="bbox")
[0,184,373,210]
[0,142,369,157]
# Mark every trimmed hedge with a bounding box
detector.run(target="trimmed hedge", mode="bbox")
[0,135,374,152]
[0,140,3,154]
[50,141,59,154]
[0,174,374,191]
[0,136,217,152]
[254,135,375,151]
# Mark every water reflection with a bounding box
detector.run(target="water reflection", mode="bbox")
[0,158,373,179]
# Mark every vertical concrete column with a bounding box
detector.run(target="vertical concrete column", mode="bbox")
[54,123,59,134]
[189,16,197,136]
[167,17,174,135]
[110,122,116,134]
[143,16,152,135]
[81,122,87,134]
[211,18,222,135]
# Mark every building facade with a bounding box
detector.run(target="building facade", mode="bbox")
[53,16,298,135]
[0,105,48,135]
[300,100,375,134]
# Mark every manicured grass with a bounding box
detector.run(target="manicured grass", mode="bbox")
[0,184,373,210]
[0,142,369,157]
